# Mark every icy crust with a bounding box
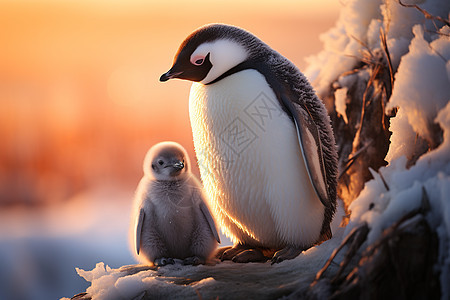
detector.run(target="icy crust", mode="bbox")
[63,205,345,300]
[347,101,450,299]
[63,227,347,300]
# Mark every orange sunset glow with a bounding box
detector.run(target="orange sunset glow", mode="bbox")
[0,0,339,206]
[0,1,339,298]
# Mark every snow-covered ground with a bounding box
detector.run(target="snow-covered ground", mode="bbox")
[61,205,345,300]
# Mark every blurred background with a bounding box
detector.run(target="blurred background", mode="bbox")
[0,0,339,299]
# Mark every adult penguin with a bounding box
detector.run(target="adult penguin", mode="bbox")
[160,24,338,264]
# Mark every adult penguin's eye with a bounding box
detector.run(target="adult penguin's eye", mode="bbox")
[191,55,205,66]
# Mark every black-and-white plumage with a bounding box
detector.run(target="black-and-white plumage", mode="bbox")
[131,142,220,266]
[160,24,338,263]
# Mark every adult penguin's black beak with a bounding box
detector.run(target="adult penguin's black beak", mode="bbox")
[159,69,183,82]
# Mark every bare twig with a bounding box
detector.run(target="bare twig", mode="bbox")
[428,44,448,63]
[379,27,394,133]
[381,84,388,131]
[359,63,381,133]
[362,186,430,258]
[398,0,450,27]
[350,34,373,58]
[339,68,362,79]
[338,140,374,180]
[312,185,432,294]
[331,223,370,284]
[71,292,91,300]
[312,223,369,285]
[425,29,450,38]
[342,54,382,67]
[378,170,390,191]
[379,27,394,90]
[397,1,450,62]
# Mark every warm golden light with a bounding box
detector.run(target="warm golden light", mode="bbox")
[0,1,341,298]
[0,0,339,207]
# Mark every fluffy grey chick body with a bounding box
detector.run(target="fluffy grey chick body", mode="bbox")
[132,141,220,266]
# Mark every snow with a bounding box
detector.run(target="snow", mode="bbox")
[305,0,450,98]
[62,203,346,300]
[305,0,383,96]
[304,0,449,297]
[347,101,450,298]
[334,87,349,123]
[386,24,450,162]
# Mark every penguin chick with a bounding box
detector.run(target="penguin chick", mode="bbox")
[131,141,220,266]
[160,24,338,264]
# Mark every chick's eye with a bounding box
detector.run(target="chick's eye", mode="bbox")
[158,160,164,165]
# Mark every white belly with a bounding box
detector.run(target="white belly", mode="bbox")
[189,69,324,248]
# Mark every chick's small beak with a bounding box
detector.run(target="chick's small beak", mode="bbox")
[160,69,183,82]
[172,161,185,170]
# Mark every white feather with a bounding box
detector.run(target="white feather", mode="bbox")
[189,69,325,248]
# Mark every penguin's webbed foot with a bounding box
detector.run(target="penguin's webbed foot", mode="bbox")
[154,257,175,266]
[221,244,268,263]
[271,246,304,264]
[214,246,233,259]
[231,249,268,263]
[220,243,249,261]
[183,256,204,265]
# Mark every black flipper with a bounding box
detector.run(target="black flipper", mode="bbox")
[199,201,221,243]
[254,62,331,208]
[136,208,145,255]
